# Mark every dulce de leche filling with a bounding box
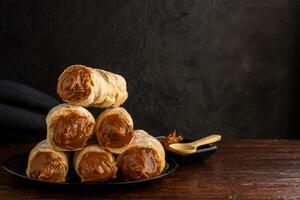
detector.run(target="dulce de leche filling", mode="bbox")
[57,65,92,103]
[29,152,66,182]
[78,152,116,182]
[51,112,94,149]
[117,147,161,181]
[161,131,183,149]
[96,114,134,149]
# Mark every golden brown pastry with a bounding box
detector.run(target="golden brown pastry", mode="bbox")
[95,107,134,154]
[46,104,95,151]
[57,64,127,108]
[117,130,165,181]
[73,144,117,182]
[26,140,68,182]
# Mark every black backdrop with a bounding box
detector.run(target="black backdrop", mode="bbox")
[0,0,299,139]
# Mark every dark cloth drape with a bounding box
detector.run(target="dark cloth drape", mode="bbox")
[0,79,58,141]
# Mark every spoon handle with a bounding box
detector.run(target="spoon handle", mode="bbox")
[190,134,222,148]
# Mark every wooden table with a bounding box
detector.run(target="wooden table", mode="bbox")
[1,140,300,200]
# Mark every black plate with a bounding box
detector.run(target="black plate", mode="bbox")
[156,136,218,165]
[3,152,178,185]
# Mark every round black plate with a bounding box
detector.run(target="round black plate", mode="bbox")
[3,152,178,185]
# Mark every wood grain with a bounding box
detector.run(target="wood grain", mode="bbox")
[1,140,300,200]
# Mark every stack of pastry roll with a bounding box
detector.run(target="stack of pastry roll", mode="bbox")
[27,64,166,183]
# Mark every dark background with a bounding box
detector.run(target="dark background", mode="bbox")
[0,0,299,140]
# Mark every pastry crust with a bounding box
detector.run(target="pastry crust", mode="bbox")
[128,130,166,172]
[73,144,117,182]
[116,130,166,180]
[26,140,68,182]
[57,65,127,108]
[95,107,134,154]
[46,103,95,151]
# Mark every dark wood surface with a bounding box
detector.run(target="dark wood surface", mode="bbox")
[1,140,300,200]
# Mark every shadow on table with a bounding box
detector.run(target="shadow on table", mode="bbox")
[2,172,157,195]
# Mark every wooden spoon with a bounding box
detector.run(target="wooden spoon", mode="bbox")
[169,134,222,155]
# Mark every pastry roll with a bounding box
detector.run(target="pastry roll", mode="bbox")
[57,64,127,108]
[95,107,134,154]
[26,140,68,182]
[74,144,117,182]
[117,130,166,181]
[46,104,95,151]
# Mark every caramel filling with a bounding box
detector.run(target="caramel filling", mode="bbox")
[161,131,183,149]
[96,114,133,149]
[78,152,116,182]
[57,65,92,103]
[51,112,94,149]
[29,152,66,182]
[117,147,161,181]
